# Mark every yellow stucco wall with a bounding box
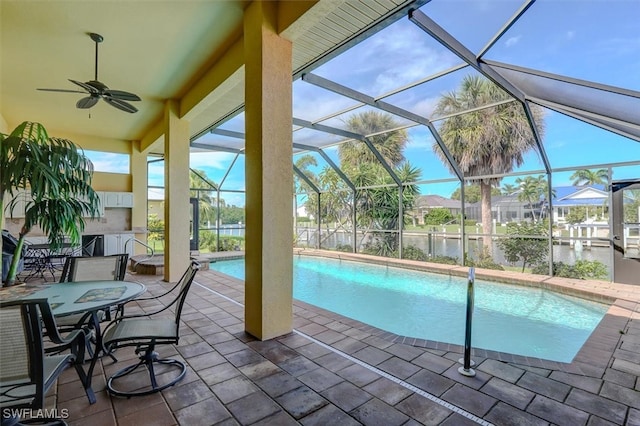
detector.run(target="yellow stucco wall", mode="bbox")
[92,172,132,192]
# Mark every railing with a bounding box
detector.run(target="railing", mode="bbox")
[124,237,155,273]
[458,267,476,377]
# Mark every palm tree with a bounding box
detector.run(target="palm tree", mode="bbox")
[501,183,519,195]
[340,110,408,169]
[433,75,545,254]
[309,111,420,255]
[293,154,318,235]
[1,122,100,286]
[189,169,218,225]
[570,169,608,186]
[515,175,549,221]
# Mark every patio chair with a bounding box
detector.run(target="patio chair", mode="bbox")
[58,254,128,283]
[101,260,200,397]
[0,299,94,425]
[55,254,129,359]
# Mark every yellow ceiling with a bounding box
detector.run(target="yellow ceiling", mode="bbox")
[1,0,414,150]
[1,1,248,144]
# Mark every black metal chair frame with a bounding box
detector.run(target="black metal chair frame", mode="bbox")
[100,260,200,398]
[0,299,95,426]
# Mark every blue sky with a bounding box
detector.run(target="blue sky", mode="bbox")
[94,0,640,207]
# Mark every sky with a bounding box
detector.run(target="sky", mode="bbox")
[88,0,640,207]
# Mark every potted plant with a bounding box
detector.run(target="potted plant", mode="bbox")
[1,121,101,286]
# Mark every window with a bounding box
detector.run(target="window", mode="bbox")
[83,150,130,174]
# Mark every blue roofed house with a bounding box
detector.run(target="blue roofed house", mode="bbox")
[552,185,609,224]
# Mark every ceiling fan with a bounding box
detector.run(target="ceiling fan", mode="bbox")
[37,32,141,113]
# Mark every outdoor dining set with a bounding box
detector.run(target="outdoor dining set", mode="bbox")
[0,249,200,425]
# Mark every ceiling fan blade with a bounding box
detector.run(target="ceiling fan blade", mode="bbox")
[69,79,98,94]
[37,87,86,94]
[76,96,99,109]
[103,97,138,113]
[104,89,141,101]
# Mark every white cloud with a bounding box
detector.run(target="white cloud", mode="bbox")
[566,30,575,40]
[413,96,439,119]
[313,20,459,97]
[190,151,236,170]
[85,151,130,174]
[505,35,521,48]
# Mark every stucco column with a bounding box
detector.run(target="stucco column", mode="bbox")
[131,141,149,255]
[164,100,191,282]
[244,1,293,340]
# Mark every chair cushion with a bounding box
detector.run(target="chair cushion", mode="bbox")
[0,355,71,407]
[103,318,178,346]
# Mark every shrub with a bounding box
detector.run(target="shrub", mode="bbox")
[397,245,428,261]
[428,255,459,265]
[198,230,216,251]
[218,236,244,251]
[497,221,548,272]
[335,243,353,253]
[423,208,453,225]
[465,247,504,270]
[532,260,608,280]
[199,233,244,252]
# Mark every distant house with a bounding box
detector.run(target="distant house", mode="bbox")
[551,185,608,223]
[412,195,462,225]
[463,185,608,225]
[148,187,165,221]
[465,195,531,224]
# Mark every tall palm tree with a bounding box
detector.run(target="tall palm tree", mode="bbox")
[570,169,608,186]
[340,110,408,169]
[1,122,100,286]
[433,75,545,254]
[309,111,420,254]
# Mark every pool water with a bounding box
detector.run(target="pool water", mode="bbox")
[210,256,609,362]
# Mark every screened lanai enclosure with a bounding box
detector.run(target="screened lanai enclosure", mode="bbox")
[149,0,640,284]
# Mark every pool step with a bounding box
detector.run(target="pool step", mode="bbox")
[130,254,212,275]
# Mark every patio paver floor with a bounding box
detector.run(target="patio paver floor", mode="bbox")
[44,255,640,425]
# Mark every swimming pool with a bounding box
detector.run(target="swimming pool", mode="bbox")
[210,256,609,362]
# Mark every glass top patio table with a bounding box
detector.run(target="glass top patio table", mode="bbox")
[0,280,146,404]
[0,280,146,317]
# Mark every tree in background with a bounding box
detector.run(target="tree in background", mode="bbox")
[514,175,554,221]
[450,184,500,204]
[565,206,587,224]
[570,169,608,186]
[433,75,545,255]
[190,169,217,226]
[501,183,519,195]
[293,154,318,232]
[306,111,421,256]
[147,213,165,251]
[497,221,548,272]
[623,189,640,223]
[340,111,408,168]
[423,207,454,225]
[218,204,245,225]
